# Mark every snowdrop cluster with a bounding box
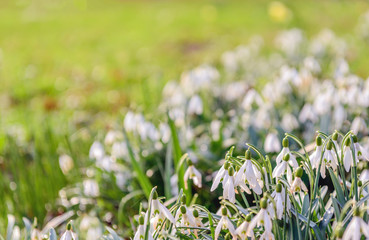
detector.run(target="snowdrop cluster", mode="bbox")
[131,131,369,240]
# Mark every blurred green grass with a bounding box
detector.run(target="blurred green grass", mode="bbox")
[1,0,369,230]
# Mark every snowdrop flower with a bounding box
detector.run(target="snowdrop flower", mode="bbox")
[184,159,202,189]
[192,209,204,238]
[272,183,290,219]
[61,222,78,240]
[319,141,338,178]
[290,167,308,193]
[310,136,323,169]
[187,95,203,115]
[223,166,236,203]
[235,150,263,195]
[211,161,231,192]
[276,137,291,164]
[332,132,340,153]
[59,154,74,174]
[177,206,196,235]
[83,179,100,197]
[351,116,367,135]
[272,153,297,183]
[235,214,253,239]
[247,198,274,239]
[343,138,355,172]
[134,215,153,240]
[353,135,369,161]
[150,190,176,229]
[215,207,237,240]
[89,141,104,160]
[360,164,369,183]
[342,207,369,240]
[264,132,281,153]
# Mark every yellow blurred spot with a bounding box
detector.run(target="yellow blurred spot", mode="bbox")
[268,1,292,23]
[201,5,217,22]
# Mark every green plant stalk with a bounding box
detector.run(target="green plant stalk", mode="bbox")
[145,187,157,240]
[304,137,330,240]
[350,137,359,202]
[291,193,302,240]
[167,113,191,203]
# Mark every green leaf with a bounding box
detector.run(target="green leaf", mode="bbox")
[302,194,310,216]
[328,168,346,206]
[319,207,334,232]
[123,129,153,199]
[118,190,144,226]
[290,208,324,240]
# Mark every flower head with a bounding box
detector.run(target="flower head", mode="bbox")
[215,207,237,240]
[184,159,202,189]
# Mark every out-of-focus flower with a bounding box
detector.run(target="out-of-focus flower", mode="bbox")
[247,198,274,239]
[264,132,281,153]
[187,95,203,115]
[89,141,105,160]
[83,179,100,197]
[184,159,202,189]
[342,208,369,240]
[268,1,292,23]
[59,154,74,174]
[235,214,253,239]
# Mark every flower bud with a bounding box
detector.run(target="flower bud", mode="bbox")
[139,215,145,225]
[246,214,252,222]
[344,138,350,147]
[316,136,322,146]
[221,207,228,216]
[334,225,344,238]
[152,190,158,200]
[327,141,333,150]
[66,222,72,231]
[181,195,186,204]
[282,137,289,148]
[295,167,303,178]
[283,153,290,161]
[352,135,358,143]
[187,159,193,166]
[358,180,363,187]
[224,161,230,170]
[193,209,199,218]
[180,206,187,214]
[245,150,251,160]
[276,183,282,193]
[260,198,268,209]
[228,166,235,176]
[332,132,338,141]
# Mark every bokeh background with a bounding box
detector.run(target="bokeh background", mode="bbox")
[1,0,369,236]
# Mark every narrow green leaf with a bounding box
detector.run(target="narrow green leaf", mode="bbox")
[123,129,152,199]
[328,168,346,206]
[319,207,334,232]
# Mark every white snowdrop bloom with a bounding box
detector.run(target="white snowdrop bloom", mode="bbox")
[235,214,254,240]
[96,155,115,172]
[332,132,340,153]
[303,56,321,74]
[177,206,196,235]
[89,141,105,160]
[159,123,171,143]
[274,28,304,57]
[333,104,346,130]
[290,168,308,193]
[353,135,369,161]
[184,159,202,189]
[310,136,323,169]
[11,226,21,240]
[223,167,236,203]
[211,161,230,192]
[264,132,281,153]
[150,190,176,229]
[111,141,127,159]
[273,153,298,183]
[235,150,263,195]
[342,209,369,240]
[247,198,274,240]
[343,139,355,172]
[271,183,290,220]
[123,111,136,132]
[221,51,238,73]
[215,207,237,240]
[187,95,203,115]
[360,169,369,183]
[170,174,179,197]
[351,116,367,135]
[320,142,338,178]
[59,154,74,174]
[299,103,318,123]
[31,229,42,240]
[60,223,78,240]
[104,130,122,145]
[210,120,222,141]
[134,215,152,240]
[242,89,263,110]
[276,137,291,164]
[83,179,100,197]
